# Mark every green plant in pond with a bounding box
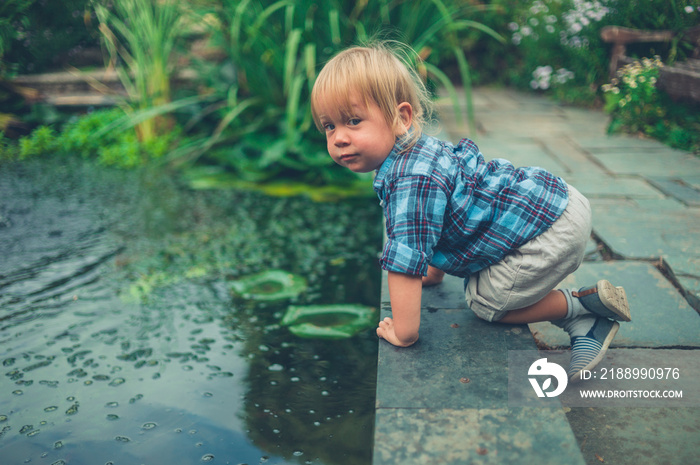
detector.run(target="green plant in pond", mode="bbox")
[92,0,185,144]
[280,304,377,339]
[231,270,307,301]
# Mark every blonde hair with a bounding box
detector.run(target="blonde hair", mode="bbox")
[310,42,433,151]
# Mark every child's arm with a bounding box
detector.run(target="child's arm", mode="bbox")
[376,271,422,347]
[422,265,445,286]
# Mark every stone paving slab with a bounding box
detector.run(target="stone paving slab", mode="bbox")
[587,197,700,307]
[583,145,700,178]
[375,407,585,465]
[377,276,533,410]
[570,134,685,152]
[646,176,700,207]
[589,197,696,258]
[477,140,570,177]
[529,261,700,349]
[566,407,700,465]
[375,306,528,410]
[374,274,585,465]
[565,174,665,200]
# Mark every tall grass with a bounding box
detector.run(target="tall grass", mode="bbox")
[93,0,184,143]
[178,0,504,187]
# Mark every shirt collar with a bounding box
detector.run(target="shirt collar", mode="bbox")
[373,143,400,193]
[373,129,419,193]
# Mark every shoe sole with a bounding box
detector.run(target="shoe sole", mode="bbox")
[569,321,620,383]
[597,280,631,322]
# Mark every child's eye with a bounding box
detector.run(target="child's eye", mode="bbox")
[348,118,361,126]
[323,122,335,131]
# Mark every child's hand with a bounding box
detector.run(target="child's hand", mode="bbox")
[377,317,417,347]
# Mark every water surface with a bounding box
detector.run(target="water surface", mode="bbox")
[0,158,382,464]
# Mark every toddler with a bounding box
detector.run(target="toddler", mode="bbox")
[310,43,631,382]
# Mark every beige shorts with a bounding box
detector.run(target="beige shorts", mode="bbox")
[466,184,592,322]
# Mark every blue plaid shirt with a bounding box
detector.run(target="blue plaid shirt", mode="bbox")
[373,133,569,278]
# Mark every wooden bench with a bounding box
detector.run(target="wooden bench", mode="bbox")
[601,25,700,103]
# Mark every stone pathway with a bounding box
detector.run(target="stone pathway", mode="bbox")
[439,87,700,349]
[374,87,699,465]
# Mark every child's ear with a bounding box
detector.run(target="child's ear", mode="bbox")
[396,102,413,134]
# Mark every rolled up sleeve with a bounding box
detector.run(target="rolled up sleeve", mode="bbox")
[379,175,448,276]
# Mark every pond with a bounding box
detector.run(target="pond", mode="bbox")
[0,157,382,465]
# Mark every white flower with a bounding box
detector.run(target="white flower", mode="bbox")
[533,65,553,78]
[508,22,519,31]
[553,68,575,84]
[685,6,694,13]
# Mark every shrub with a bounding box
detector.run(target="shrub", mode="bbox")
[503,0,611,105]
[603,57,700,153]
[1,0,98,76]
[8,108,183,167]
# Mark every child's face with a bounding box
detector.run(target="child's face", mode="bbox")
[317,95,404,173]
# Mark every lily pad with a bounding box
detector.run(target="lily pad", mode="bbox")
[280,304,377,339]
[231,270,307,301]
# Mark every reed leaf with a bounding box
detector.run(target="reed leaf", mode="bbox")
[284,28,303,94]
[453,46,475,136]
[423,62,463,126]
[93,0,184,144]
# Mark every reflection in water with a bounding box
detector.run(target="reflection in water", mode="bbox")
[0,158,381,464]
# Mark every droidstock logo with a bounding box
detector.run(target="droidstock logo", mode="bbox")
[528,358,568,398]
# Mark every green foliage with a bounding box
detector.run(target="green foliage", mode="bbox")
[485,0,699,102]
[470,0,700,151]
[281,304,378,340]
[177,0,504,187]
[92,0,186,142]
[603,57,700,153]
[1,0,98,76]
[0,132,18,160]
[8,108,183,167]
[602,57,663,132]
[604,0,700,63]
[231,270,307,301]
[0,0,35,77]
[18,125,57,159]
[502,0,611,104]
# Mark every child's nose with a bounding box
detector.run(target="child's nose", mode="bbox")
[334,127,350,146]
